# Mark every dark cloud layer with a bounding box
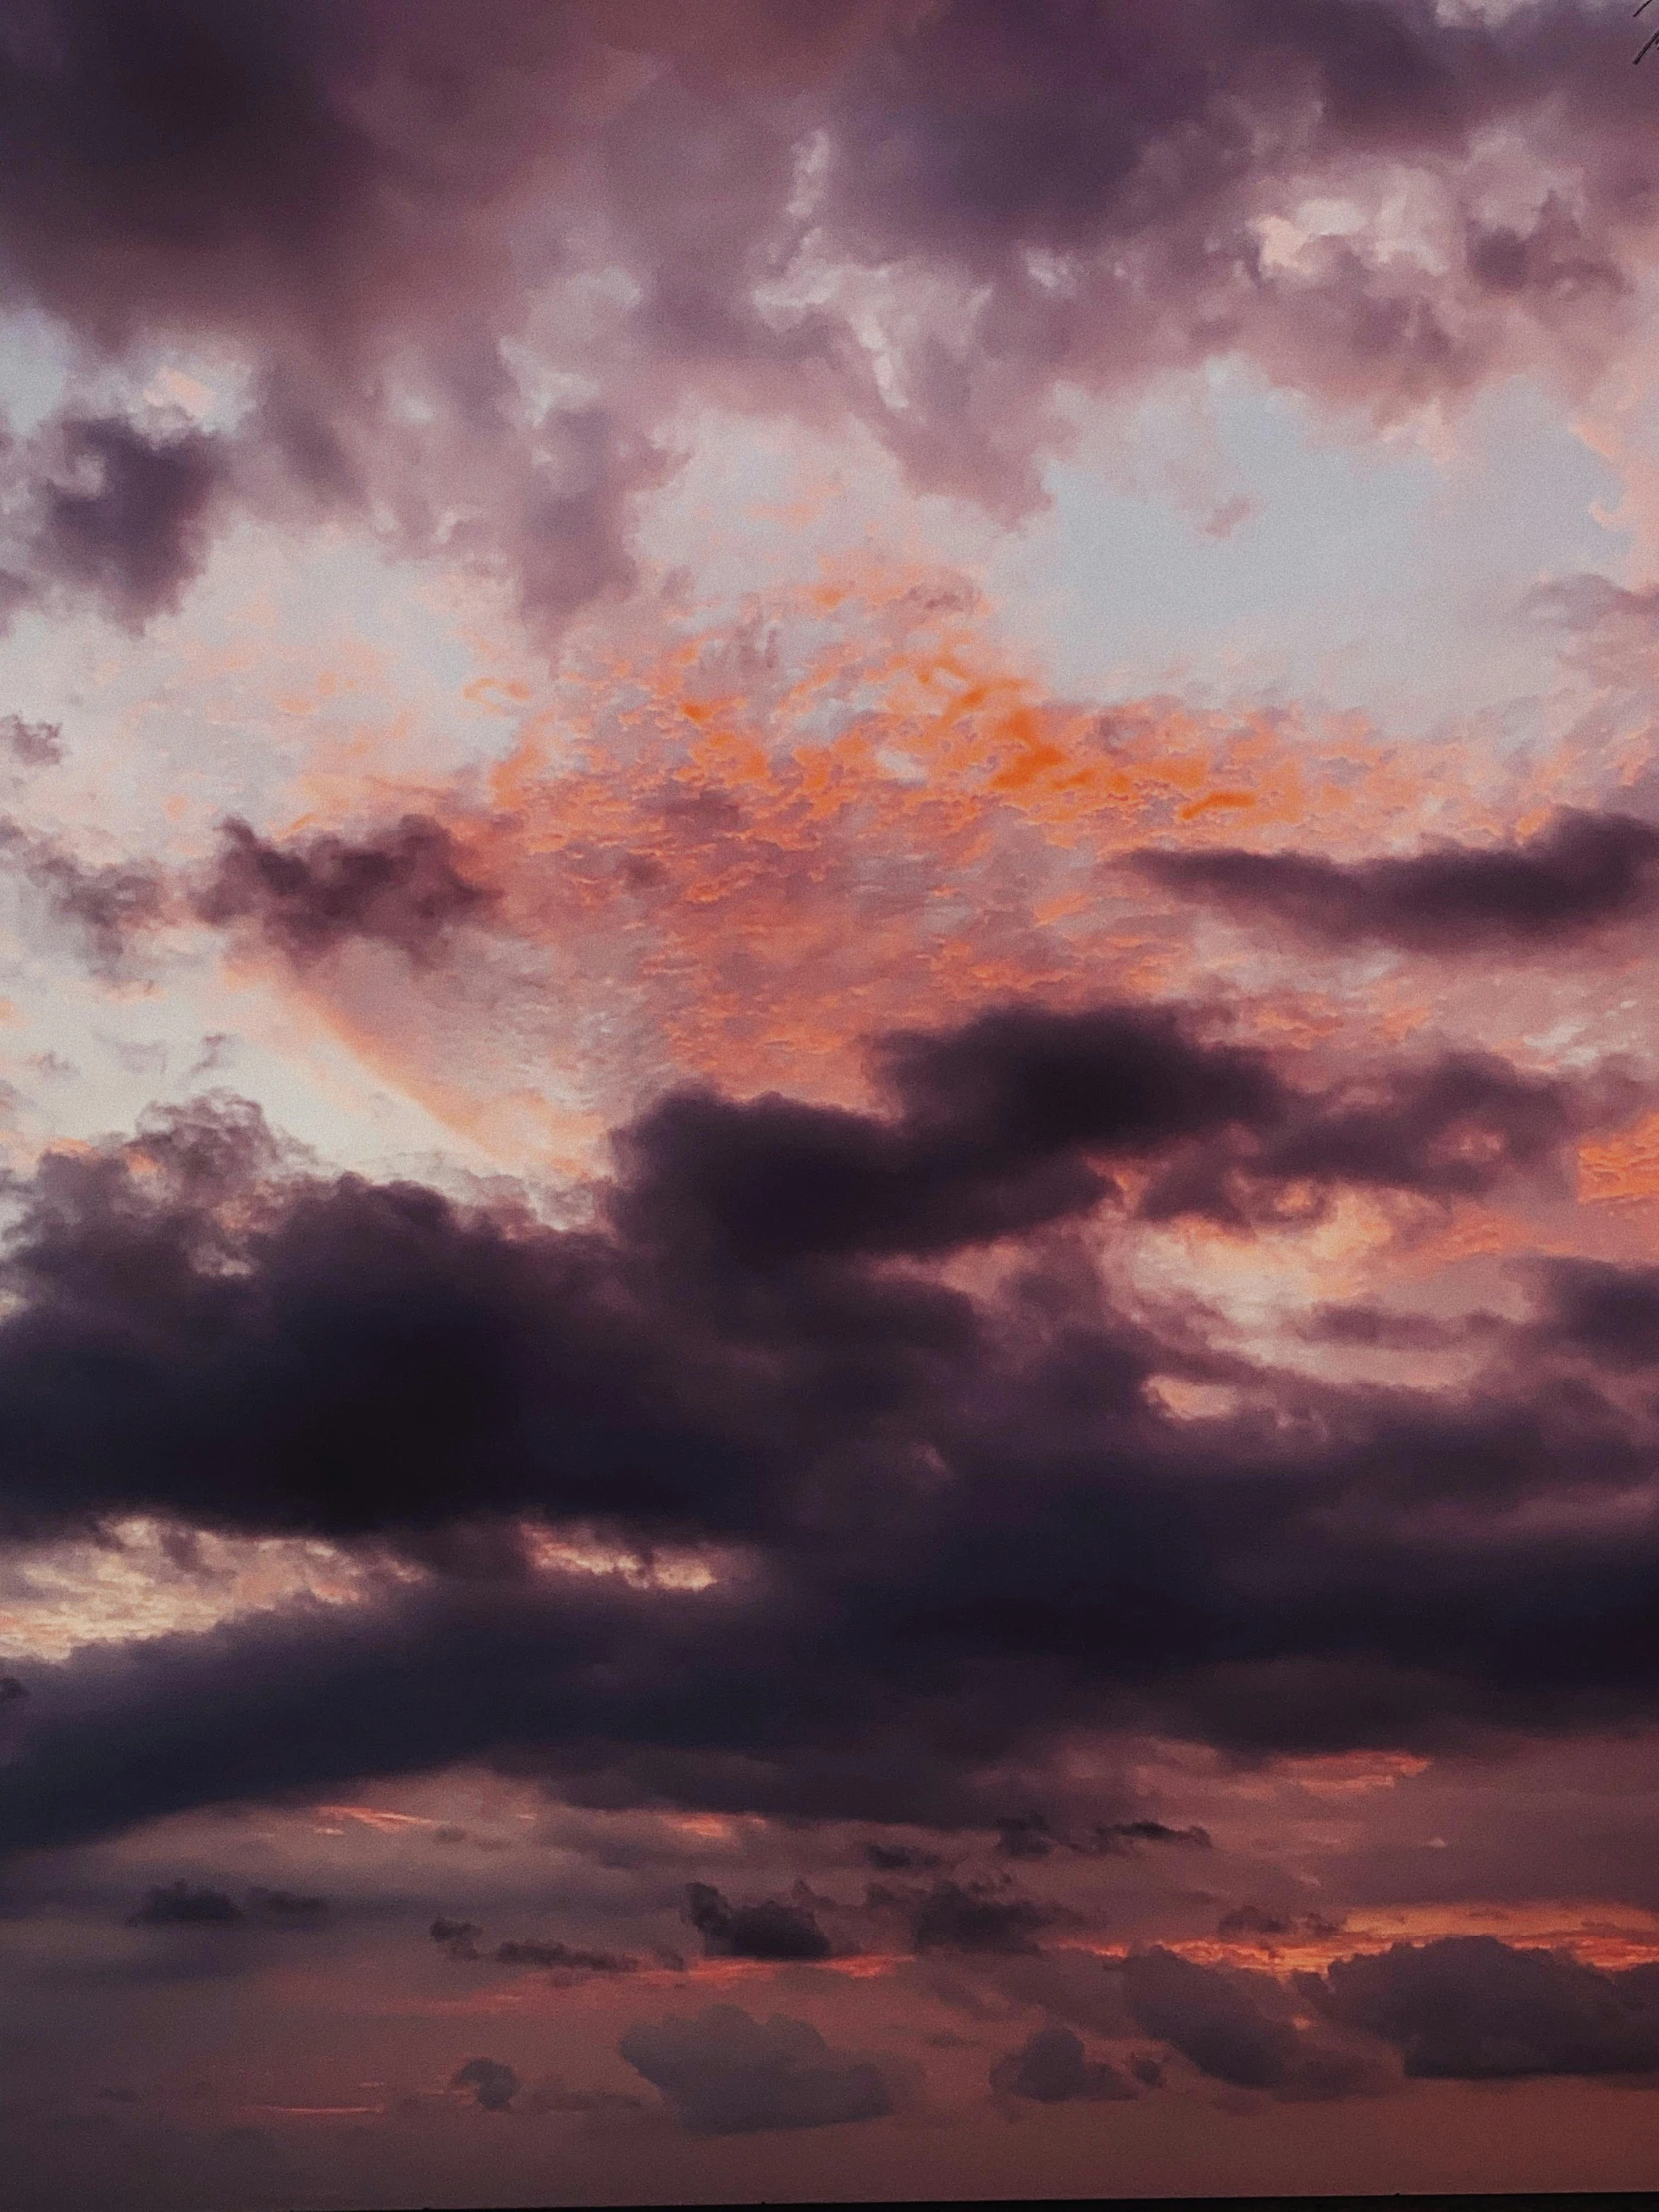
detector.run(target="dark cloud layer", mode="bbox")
[3,988,1659,1851]
[0,4,1652,632]
[1133,810,1659,953]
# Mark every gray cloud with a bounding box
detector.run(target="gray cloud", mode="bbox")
[989,2023,1136,2105]
[619,2004,894,2135]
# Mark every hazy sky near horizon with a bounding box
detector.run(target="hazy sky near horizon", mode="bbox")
[19,4,1659,2206]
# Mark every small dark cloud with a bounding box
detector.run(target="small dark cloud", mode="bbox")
[429,1916,482,1959]
[1132,810,1659,954]
[0,1675,25,1704]
[450,2057,519,2113]
[905,1880,1060,1957]
[1093,1819,1212,1854]
[684,1881,831,1963]
[126,1881,243,1928]
[990,2023,1136,2105]
[29,416,227,631]
[619,2004,893,2135]
[0,715,61,768]
[998,1813,1208,1859]
[195,814,494,968]
[1218,1904,1344,1947]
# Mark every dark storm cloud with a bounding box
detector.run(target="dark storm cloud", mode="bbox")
[0,1001,1609,1553]
[2,984,1659,1850]
[1309,1936,1659,2079]
[1132,811,1659,954]
[684,1881,832,1964]
[0,5,1649,626]
[618,2004,894,2136]
[450,2057,519,2112]
[195,815,495,969]
[989,2024,1135,2105]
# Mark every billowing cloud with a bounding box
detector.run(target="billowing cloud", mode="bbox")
[684,1882,832,1964]
[989,2024,1136,2105]
[1124,1949,1379,2100]
[1310,1936,1659,2079]
[618,2004,894,2135]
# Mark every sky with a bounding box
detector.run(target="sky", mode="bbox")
[23,3,1659,2206]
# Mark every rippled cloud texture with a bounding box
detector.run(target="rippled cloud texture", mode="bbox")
[13,4,1659,2206]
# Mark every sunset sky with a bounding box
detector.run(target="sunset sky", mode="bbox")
[22,4,1659,2207]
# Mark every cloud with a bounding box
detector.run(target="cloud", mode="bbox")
[126,1881,242,1927]
[903,1881,1062,1956]
[0,819,169,978]
[1310,1936,1659,2079]
[3,986,1659,1854]
[618,2004,893,2135]
[126,1880,329,1930]
[1123,1949,1378,2100]
[989,2024,1136,2105]
[0,716,61,768]
[0,5,1647,635]
[1217,1905,1344,1948]
[863,1840,945,1873]
[429,1917,482,1959]
[493,1937,638,1975]
[450,2057,519,2112]
[684,1881,832,1963]
[1132,810,1659,953]
[25,415,228,631]
[194,816,496,970]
